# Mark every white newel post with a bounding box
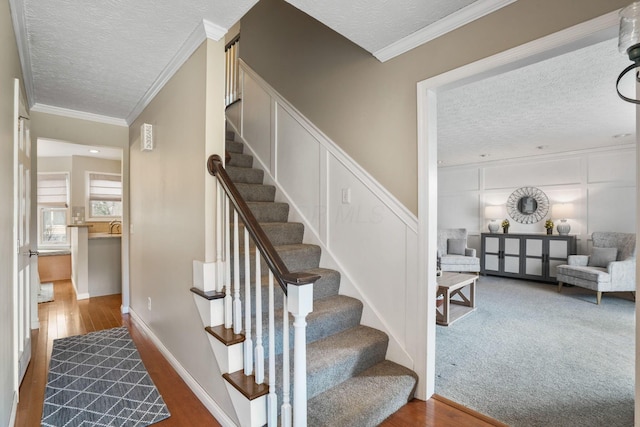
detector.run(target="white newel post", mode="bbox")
[288,283,314,427]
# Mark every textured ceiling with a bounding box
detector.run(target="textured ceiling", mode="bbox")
[437,38,636,167]
[13,1,630,168]
[12,0,512,124]
[17,0,258,120]
[286,0,478,53]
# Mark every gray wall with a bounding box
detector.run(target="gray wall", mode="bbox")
[240,0,630,215]
[128,39,234,422]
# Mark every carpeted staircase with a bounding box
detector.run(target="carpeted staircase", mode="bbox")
[223,129,418,426]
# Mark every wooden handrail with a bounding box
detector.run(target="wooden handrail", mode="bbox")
[208,154,320,294]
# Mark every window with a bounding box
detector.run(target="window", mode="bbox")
[88,172,122,219]
[38,173,69,246]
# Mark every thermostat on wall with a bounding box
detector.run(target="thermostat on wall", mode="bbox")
[141,123,153,151]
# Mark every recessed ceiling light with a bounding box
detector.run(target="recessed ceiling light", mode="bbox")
[89,149,100,154]
[480,154,489,158]
[536,145,547,150]
[437,160,443,165]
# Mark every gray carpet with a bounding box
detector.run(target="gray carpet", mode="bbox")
[436,276,635,427]
[38,282,54,304]
[42,327,170,427]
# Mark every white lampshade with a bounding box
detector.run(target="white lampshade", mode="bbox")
[551,203,574,220]
[484,205,504,220]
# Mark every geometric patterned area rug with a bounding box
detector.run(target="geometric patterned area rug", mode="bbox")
[42,327,171,427]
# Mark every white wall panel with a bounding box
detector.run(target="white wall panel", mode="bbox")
[276,105,321,232]
[587,186,636,234]
[484,158,581,189]
[438,167,479,193]
[328,156,408,341]
[242,74,272,172]
[588,150,636,184]
[438,193,480,232]
[236,62,418,370]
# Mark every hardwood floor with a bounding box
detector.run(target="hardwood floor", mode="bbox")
[16,279,502,427]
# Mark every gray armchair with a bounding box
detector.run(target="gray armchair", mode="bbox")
[557,232,636,304]
[437,228,480,273]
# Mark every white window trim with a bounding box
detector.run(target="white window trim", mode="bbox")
[37,171,70,248]
[86,171,122,222]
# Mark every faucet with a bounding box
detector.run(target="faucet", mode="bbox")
[109,220,122,234]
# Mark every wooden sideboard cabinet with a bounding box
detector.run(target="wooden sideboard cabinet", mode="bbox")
[480,233,576,283]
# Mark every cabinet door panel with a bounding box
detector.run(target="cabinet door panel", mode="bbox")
[549,240,568,258]
[525,258,543,276]
[526,239,543,256]
[504,256,520,274]
[485,237,500,253]
[485,254,500,272]
[504,238,520,255]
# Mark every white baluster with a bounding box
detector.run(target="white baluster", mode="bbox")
[254,250,264,384]
[216,181,224,292]
[244,228,253,375]
[289,284,313,427]
[267,272,277,427]
[224,195,232,328]
[233,210,242,334]
[281,294,291,427]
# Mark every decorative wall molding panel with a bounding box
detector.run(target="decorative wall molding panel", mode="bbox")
[227,60,419,369]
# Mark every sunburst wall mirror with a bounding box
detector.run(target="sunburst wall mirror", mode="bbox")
[506,187,549,224]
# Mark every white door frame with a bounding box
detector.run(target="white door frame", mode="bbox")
[416,11,622,400]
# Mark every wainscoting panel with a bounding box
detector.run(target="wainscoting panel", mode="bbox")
[276,105,321,233]
[438,193,481,232]
[587,150,636,184]
[439,167,479,193]
[232,60,418,369]
[327,155,409,345]
[439,146,636,255]
[483,157,582,189]
[242,72,272,174]
[587,185,636,234]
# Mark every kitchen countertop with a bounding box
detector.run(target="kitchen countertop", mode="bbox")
[88,233,122,239]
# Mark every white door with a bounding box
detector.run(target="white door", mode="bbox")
[14,78,32,385]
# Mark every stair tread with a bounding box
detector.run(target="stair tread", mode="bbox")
[307,360,418,427]
[227,152,253,168]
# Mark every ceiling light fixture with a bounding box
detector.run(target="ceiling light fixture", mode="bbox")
[89,149,100,154]
[613,133,632,138]
[617,2,640,103]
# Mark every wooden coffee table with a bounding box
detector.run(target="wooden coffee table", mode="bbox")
[436,272,477,326]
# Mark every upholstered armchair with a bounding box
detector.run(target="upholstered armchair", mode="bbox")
[557,232,636,304]
[437,228,480,273]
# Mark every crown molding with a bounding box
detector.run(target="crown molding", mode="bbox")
[31,103,128,127]
[374,0,518,62]
[9,0,36,107]
[125,19,227,125]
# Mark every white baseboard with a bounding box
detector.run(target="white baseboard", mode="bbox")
[7,391,17,427]
[128,309,237,427]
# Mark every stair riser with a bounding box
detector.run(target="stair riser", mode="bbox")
[236,268,341,315]
[229,203,289,223]
[249,296,363,357]
[227,166,264,184]
[235,184,276,202]
[227,153,253,168]
[231,223,304,248]
[226,140,244,154]
[230,246,321,281]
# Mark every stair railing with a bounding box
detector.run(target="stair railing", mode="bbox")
[208,154,320,427]
[225,35,240,107]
